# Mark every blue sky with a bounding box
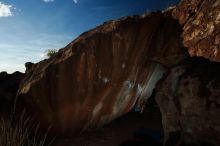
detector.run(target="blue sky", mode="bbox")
[0,0,180,73]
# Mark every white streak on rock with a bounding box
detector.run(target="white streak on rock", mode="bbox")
[122,64,126,69]
[102,77,110,83]
[93,102,103,117]
[139,64,165,101]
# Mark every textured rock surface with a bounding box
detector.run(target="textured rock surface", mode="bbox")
[155,58,220,146]
[0,71,24,114]
[17,13,186,135]
[173,0,220,62]
[16,0,220,144]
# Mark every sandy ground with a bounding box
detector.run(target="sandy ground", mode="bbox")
[52,106,163,146]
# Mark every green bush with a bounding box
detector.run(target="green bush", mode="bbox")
[46,49,57,58]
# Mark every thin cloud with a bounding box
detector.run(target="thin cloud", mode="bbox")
[73,0,78,4]
[0,2,13,17]
[40,53,46,58]
[43,0,54,3]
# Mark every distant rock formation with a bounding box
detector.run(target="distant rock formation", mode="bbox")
[0,71,24,115]
[16,0,220,145]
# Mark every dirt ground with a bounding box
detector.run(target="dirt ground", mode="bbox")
[52,106,163,146]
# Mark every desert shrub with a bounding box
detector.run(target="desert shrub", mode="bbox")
[46,49,57,58]
[0,111,52,146]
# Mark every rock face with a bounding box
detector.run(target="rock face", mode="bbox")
[173,0,220,62]
[17,13,186,135]
[155,58,220,146]
[16,0,220,144]
[0,71,24,115]
[153,1,220,145]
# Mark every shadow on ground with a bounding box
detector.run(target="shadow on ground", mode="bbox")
[53,106,163,146]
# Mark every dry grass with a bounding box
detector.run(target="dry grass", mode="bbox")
[0,111,52,146]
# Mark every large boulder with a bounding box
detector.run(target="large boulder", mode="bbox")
[17,12,186,135]
[16,0,220,143]
[173,0,220,62]
[154,1,220,145]
[155,58,220,146]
